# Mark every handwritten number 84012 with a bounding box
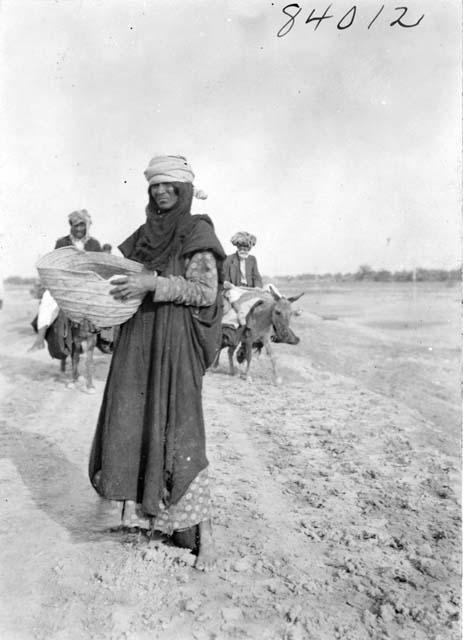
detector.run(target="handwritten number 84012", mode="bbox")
[277,4,425,38]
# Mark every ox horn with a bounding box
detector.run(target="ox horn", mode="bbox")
[287,292,305,303]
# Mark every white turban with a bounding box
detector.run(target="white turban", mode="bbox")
[68,209,91,226]
[144,155,208,199]
[144,155,194,185]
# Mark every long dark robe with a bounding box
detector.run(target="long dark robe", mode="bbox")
[88,215,225,516]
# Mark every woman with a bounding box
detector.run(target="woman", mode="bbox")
[223,231,262,288]
[89,155,225,571]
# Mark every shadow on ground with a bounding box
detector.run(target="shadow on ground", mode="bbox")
[0,421,119,544]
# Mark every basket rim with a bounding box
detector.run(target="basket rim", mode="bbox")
[36,246,143,272]
[37,267,108,282]
[35,247,144,327]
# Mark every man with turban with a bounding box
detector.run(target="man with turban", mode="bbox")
[29,209,101,351]
[56,209,101,251]
[223,231,263,288]
[88,154,225,572]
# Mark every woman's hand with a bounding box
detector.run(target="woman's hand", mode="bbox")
[109,271,157,300]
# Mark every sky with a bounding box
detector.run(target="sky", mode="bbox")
[0,0,461,278]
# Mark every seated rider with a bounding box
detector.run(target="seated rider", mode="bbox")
[29,209,101,352]
[222,231,263,326]
[223,231,262,288]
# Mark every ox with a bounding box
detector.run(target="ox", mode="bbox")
[31,311,112,392]
[213,285,304,384]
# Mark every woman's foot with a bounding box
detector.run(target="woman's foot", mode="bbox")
[194,519,216,572]
[121,500,149,529]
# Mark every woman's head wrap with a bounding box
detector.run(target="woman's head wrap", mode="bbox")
[231,231,257,249]
[68,209,91,227]
[119,153,225,275]
[144,155,208,199]
[144,155,193,185]
[120,181,194,272]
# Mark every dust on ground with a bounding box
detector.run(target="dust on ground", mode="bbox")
[0,283,460,640]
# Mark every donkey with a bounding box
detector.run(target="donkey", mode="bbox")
[60,318,99,393]
[214,286,304,384]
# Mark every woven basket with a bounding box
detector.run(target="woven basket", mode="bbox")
[36,246,145,327]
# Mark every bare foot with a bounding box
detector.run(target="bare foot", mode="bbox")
[121,500,136,526]
[121,500,149,528]
[194,519,216,572]
[240,372,253,383]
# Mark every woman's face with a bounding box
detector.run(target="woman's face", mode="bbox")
[150,182,179,211]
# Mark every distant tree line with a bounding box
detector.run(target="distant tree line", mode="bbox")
[280,265,462,282]
[352,264,461,282]
[4,276,38,285]
[5,265,462,286]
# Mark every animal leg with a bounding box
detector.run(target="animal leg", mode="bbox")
[68,343,80,389]
[239,341,253,382]
[84,334,97,392]
[264,339,282,385]
[244,352,253,383]
[227,346,236,376]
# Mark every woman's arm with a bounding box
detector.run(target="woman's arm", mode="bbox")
[109,251,218,306]
[153,250,218,307]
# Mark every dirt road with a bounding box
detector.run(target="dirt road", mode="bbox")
[0,287,460,640]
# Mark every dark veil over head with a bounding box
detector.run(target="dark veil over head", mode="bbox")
[120,181,194,273]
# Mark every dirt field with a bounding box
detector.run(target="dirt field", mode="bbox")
[0,282,460,640]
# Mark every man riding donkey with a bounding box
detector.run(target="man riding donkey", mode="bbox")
[219,230,264,336]
[216,232,303,382]
[216,231,266,363]
[29,209,101,353]
[28,210,112,389]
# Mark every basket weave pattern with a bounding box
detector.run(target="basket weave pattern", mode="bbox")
[36,247,145,327]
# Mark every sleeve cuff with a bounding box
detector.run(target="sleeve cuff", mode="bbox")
[153,276,173,302]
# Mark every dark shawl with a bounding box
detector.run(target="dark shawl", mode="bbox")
[118,182,219,274]
[89,183,225,515]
